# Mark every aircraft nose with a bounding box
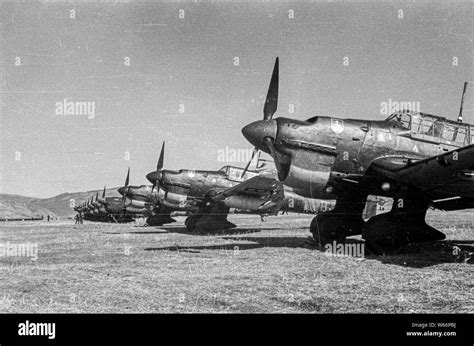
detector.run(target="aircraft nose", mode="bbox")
[146,171,160,184]
[242,119,277,149]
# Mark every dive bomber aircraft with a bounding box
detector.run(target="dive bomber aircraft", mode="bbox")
[241,57,473,254]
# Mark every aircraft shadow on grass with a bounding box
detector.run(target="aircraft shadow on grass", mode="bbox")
[144,234,473,268]
[128,226,289,236]
[377,240,473,267]
[144,235,303,254]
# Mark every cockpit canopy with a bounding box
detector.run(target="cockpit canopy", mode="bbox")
[386,110,472,146]
[218,165,259,182]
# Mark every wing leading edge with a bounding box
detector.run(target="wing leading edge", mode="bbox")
[366,144,474,199]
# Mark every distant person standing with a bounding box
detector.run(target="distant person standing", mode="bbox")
[74,214,79,224]
[47,215,50,222]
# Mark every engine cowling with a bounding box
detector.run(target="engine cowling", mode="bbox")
[160,191,199,212]
[165,191,187,205]
[126,198,147,209]
[283,149,335,199]
[125,206,147,213]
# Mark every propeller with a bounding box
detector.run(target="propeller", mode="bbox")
[241,147,259,178]
[265,138,285,179]
[102,185,106,199]
[263,57,279,121]
[149,141,165,193]
[122,167,130,203]
[125,167,130,186]
[241,57,282,177]
[240,150,267,178]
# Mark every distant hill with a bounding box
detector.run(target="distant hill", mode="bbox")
[0,188,122,219]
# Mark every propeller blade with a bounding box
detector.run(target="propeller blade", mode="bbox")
[155,179,160,196]
[241,147,259,178]
[151,142,165,194]
[125,167,130,187]
[256,151,267,170]
[95,192,99,202]
[263,57,279,120]
[264,137,282,177]
[153,180,162,206]
[122,168,130,203]
[157,141,165,171]
[102,186,106,199]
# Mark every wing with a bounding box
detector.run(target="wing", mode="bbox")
[209,175,285,215]
[366,144,474,198]
[213,175,283,200]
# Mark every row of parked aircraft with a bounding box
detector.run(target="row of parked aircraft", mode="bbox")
[76,57,472,254]
[74,144,336,231]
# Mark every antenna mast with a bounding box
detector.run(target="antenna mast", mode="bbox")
[457,81,469,123]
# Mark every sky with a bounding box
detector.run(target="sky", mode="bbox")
[0,0,472,198]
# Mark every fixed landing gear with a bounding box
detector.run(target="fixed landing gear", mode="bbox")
[146,214,176,226]
[310,212,364,245]
[309,190,446,255]
[185,204,236,233]
[310,194,366,246]
[185,214,236,233]
[362,196,445,255]
[184,214,200,231]
[361,213,444,254]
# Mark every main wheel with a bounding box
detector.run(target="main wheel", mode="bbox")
[185,215,201,232]
[362,213,408,255]
[147,214,176,226]
[310,213,347,246]
[194,216,236,234]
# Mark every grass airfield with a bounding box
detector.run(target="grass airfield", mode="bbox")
[0,211,472,313]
